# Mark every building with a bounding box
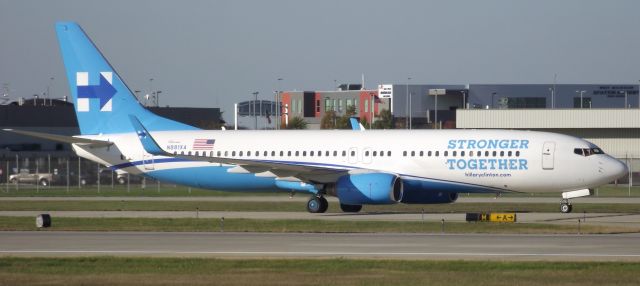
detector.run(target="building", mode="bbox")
[280,84,390,129]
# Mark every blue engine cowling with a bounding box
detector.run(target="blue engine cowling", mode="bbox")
[400,179,459,204]
[328,173,404,205]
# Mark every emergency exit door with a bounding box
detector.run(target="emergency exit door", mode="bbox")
[542,141,555,170]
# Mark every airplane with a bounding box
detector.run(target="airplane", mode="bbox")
[4,22,628,214]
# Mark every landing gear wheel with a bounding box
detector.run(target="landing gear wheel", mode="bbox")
[560,202,573,213]
[340,203,362,213]
[307,196,328,213]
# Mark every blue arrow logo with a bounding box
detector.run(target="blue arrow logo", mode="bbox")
[77,73,117,110]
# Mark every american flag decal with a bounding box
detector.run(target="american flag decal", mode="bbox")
[193,139,215,150]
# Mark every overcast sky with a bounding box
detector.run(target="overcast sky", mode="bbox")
[2,0,640,122]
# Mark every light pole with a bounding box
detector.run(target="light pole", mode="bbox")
[406,77,411,129]
[576,90,586,108]
[253,91,259,129]
[277,78,283,129]
[619,91,628,108]
[461,90,466,109]
[491,92,497,109]
[548,87,554,109]
[155,90,162,107]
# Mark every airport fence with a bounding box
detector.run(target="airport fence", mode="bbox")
[0,153,166,192]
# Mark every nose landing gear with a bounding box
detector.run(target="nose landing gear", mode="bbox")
[560,199,573,213]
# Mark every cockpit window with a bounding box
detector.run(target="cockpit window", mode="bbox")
[574,147,604,156]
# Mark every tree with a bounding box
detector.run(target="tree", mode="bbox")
[286,116,308,129]
[320,110,338,129]
[335,105,357,129]
[372,109,394,129]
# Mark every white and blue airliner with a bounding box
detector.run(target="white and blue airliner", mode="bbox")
[5,22,628,213]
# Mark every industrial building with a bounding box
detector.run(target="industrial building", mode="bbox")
[277,83,639,178]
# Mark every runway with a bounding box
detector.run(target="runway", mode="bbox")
[2,211,640,227]
[1,231,639,261]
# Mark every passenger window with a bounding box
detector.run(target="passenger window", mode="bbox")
[476,151,480,157]
[411,151,415,157]
[326,151,330,156]
[428,151,432,157]
[303,151,307,157]
[210,151,213,157]
[288,151,292,156]
[280,151,284,156]
[310,151,314,156]
[180,151,184,155]
[380,151,384,157]
[452,151,457,157]
[387,151,391,156]
[469,151,473,157]
[365,151,369,156]
[485,151,489,157]
[461,151,465,157]
[508,151,512,157]
[419,151,424,157]
[351,150,355,156]
[224,151,228,156]
[232,151,235,156]
[333,151,337,156]
[317,151,321,157]
[247,151,251,156]
[500,151,504,157]
[492,151,496,157]
[373,151,377,156]
[515,151,520,157]
[403,151,407,157]
[295,151,299,156]
[188,151,192,156]
[435,151,439,157]
[444,151,448,157]
[217,151,221,156]
[342,151,347,156]
[271,151,276,156]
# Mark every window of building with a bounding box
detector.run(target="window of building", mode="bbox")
[316,100,320,113]
[364,99,369,114]
[325,99,332,112]
[506,97,547,109]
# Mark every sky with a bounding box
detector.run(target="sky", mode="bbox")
[2,0,640,123]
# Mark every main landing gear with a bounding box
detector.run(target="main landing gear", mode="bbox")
[305,196,363,213]
[306,196,328,213]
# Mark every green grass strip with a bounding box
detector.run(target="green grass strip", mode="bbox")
[0,257,639,286]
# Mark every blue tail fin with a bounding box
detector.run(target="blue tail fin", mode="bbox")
[55,22,198,135]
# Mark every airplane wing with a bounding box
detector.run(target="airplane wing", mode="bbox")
[2,129,113,148]
[128,116,351,183]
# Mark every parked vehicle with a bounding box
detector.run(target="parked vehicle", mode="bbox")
[9,169,53,186]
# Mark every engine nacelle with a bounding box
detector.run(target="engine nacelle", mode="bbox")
[327,173,403,205]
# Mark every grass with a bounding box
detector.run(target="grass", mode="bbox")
[0,184,638,198]
[1,200,639,213]
[0,257,639,286]
[0,216,637,234]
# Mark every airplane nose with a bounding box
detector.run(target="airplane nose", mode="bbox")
[609,158,628,180]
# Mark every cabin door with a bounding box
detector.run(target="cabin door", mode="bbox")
[542,141,555,170]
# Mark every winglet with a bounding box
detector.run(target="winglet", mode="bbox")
[349,117,365,131]
[128,115,166,156]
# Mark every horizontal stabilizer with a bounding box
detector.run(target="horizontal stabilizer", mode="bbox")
[2,129,113,147]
